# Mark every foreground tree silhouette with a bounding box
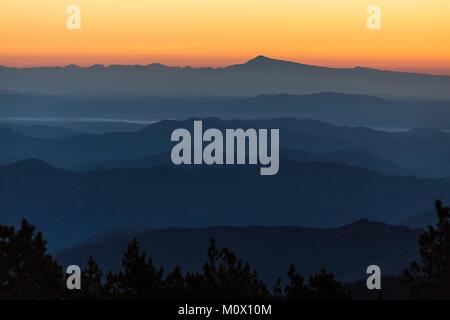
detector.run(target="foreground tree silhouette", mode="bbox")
[0,219,64,299]
[183,239,270,300]
[0,220,353,300]
[163,266,186,299]
[307,269,351,300]
[67,256,105,300]
[284,265,351,300]
[106,238,164,299]
[404,200,450,299]
[284,265,309,300]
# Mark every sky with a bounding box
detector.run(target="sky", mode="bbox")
[1,0,449,74]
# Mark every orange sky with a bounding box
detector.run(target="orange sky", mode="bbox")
[1,0,449,74]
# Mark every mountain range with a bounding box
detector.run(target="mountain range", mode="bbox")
[72,149,409,177]
[2,117,450,171]
[1,158,448,250]
[1,56,450,98]
[2,92,450,129]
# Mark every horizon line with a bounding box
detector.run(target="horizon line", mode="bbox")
[1,55,449,77]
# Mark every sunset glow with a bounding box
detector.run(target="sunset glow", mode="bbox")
[1,0,449,74]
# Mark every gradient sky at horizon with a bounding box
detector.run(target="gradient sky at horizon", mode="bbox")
[1,0,449,74]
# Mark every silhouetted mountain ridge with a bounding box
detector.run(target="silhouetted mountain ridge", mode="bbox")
[2,56,449,97]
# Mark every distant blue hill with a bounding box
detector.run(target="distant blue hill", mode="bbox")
[0,122,81,139]
[2,91,450,129]
[282,149,410,176]
[73,149,410,177]
[1,159,448,250]
[399,210,437,229]
[413,149,450,178]
[2,117,450,170]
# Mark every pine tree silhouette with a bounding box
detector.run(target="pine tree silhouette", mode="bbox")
[164,266,186,299]
[105,238,164,299]
[284,264,309,300]
[185,238,270,300]
[0,219,64,299]
[284,265,351,300]
[83,257,104,299]
[0,220,356,300]
[404,200,450,299]
[272,278,283,300]
[306,269,351,300]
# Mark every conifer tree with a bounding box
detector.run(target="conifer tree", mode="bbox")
[106,238,164,299]
[306,269,351,300]
[284,264,309,300]
[404,200,450,299]
[0,219,64,299]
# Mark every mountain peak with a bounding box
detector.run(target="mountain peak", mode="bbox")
[245,55,284,65]
[248,55,272,62]
[239,55,321,70]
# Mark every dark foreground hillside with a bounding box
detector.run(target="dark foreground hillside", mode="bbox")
[2,200,450,300]
[57,220,421,284]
